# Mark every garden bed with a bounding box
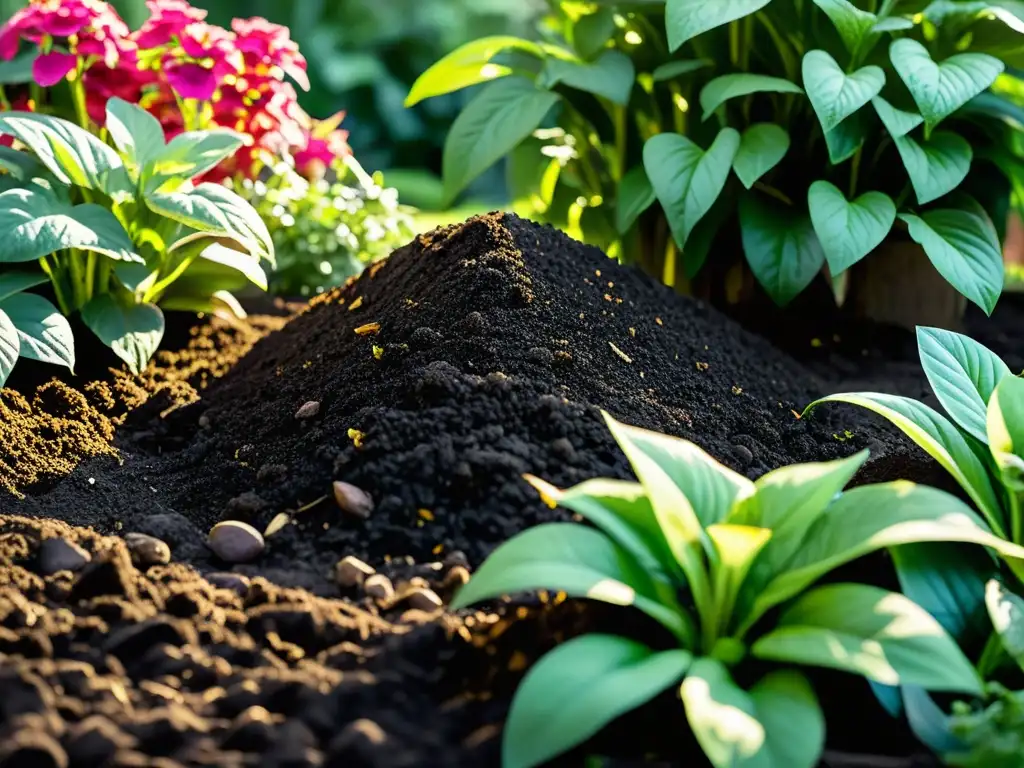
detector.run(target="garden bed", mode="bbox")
[1,213,1021,767]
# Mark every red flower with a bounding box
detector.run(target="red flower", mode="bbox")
[161,22,242,101]
[132,0,205,50]
[294,113,351,179]
[231,16,308,91]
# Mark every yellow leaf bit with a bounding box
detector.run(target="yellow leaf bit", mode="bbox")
[354,322,380,336]
[347,428,365,448]
[348,296,364,311]
[372,345,384,360]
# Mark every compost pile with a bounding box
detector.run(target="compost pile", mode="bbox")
[0,213,955,767]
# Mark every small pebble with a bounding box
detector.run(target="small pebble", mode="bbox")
[333,482,374,519]
[198,414,210,429]
[207,521,265,563]
[363,574,394,602]
[124,533,171,567]
[731,444,754,466]
[406,587,443,612]
[38,538,91,575]
[335,556,375,588]
[294,401,320,420]
[527,347,553,365]
[206,572,251,595]
[443,565,471,588]
[443,550,470,569]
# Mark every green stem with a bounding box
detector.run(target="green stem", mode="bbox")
[1011,491,1022,546]
[0,84,10,111]
[848,147,863,198]
[84,252,97,301]
[41,256,73,315]
[729,21,740,67]
[668,83,686,134]
[66,250,87,310]
[612,104,627,183]
[71,68,90,131]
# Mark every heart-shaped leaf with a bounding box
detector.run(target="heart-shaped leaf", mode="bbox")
[441,76,560,205]
[803,50,885,133]
[894,131,972,205]
[813,0,879,54]
[616,165,656,233]
[666,0,772,52]
[541,50,635,105]
[573,8,617,60]
[699,74,803,121]
[0,271,47,303]
[899,207,1003,315]
[0,292,74,370]
[872,95,924,138]
[105,97,166,171]
[643,128,740,248]
[808,181,895,274]
[733,124,790,188]
[0,307,19,385]
[145,129,246,194]
[81,295,164,375]
[739,191,826,307]
[823,110,870,164]
[890,38,1004,131]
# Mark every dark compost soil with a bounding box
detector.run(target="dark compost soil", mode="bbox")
[1,212,1019,768]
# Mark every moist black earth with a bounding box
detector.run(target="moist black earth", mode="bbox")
[2,212,1018,767]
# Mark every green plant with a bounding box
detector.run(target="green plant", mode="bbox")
[0,97,273,383]
[449,412,1024,768]
[408,0,1023,318]
[229,153,415,296]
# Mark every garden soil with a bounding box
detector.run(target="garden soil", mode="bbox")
[1,212,1015,767]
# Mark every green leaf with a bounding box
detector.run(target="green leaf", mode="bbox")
[699,74,803,121]
[873,16,916,32]
[105,97,166,172]
[405,36,544,106]
[0,50,37,85]
[0,292,74,371]
[802,50,885,133]
[681,185,735,280]
[681,659,825,768]
[0,111,131,198]
[643,128,740,248]
[804,394,1004,529]
[0,307,18,385]
[894,131,972,205]
[899,208,1003,315]
[541,50,635,105]
[573,8,617,60]
[616,165,656,233]
[808,181,895,274]
[733,124,790,189]
[813,0,880,54]
[0,145,45,179]
[872,95,924,138]
[752,482,1019,617]
[988,375,1024,490]
[0,271,47,303]
[145,182,274,263]
[441,77,560,204]
[890,39,1005,131]
[917,326,1011,444]
[986,579,1024,672]
[753,583,983,695]
[739,191,826,307]
[448,522,688,637]
[666,0,773,52]
[0,187,139,263]
[80,295,164,375]
[504,635,691,768]
[193,243,268,291]
[652,59,711,82]
[823,110,870,164]
[145,129,246,194]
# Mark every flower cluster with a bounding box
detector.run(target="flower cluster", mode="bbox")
[0,0,351,181]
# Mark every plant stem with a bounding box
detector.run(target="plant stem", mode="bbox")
[848,147,863,198]
[1011,491,1022,546]
[66,250,86,310]
[71,68,90,131]
[41,256,73,315]
[0,85,10,111]
[84,252,97,301]
[729,21,740,67]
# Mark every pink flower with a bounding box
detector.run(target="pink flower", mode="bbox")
[294,113,351,179]
[160,22,242,101]
[231,16,308,91]
[132,0,205,50]
[33,50,77,86]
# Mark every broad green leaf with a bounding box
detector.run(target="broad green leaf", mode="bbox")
[733,124,790,189]
[504,635,691,768]
[0,307,18,385]
[0,271,47,303]
[0,112,131,198]
[988,375,1024,490]
[739,192,826,307]
[145,129,246,193]
[405,36,544,106]
[105,97,166,171]
[81,295,164,375]
[813,0,880,54]
[894,131,972,205]
[707,523,773,632]
[890,39,1005,131]
[986,579,1024,672]
[802,50,885,133]
[0,292,74,370]
[573,8,617,60]
[644,129,740,248]
[917,326,1011,444]
[616,165,656,233]
[681,659,824,768]
[872,95,924,138]
[652,59,711,82]
[541,50,635,105]
[753,583,983,695]
[751,482,1019,618]
[893,542,994,645]
[808,181,895,274]
[899,208,1003,316]
[666,0,773,52]
[0,51,36,85]
[448,522,688,637]
[874,16,916,32]
[146,182,274,263]
[604,412,755,528]
[441,77,560,204]
[0,145,45,179]
[699,74,803,121]
[158,289,245,320]
[0,187,139,263]
[681,186,734,280]
[823,110,870,164]
[194,243,268,291]
[804,394,1004,529]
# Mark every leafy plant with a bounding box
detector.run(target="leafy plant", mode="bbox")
[0,97,273,382]
[449,411,1024,768]
[947,683,1024,767]
[408,0,1023,316]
